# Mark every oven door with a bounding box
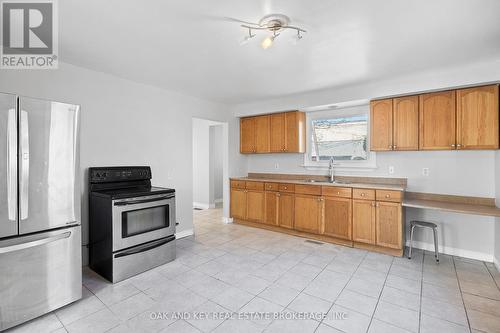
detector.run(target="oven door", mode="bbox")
[112,193,175,251]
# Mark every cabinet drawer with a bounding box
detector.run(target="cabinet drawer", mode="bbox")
[246,181,264,191]
[352,188,376,200]
[230,180,246,189]
[376,190,402,203]
[279,183,295,193]
[322,186,352,198]
[295,184,321,195]
[265,182,279,191]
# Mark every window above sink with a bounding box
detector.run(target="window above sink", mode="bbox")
[303,105,377,171]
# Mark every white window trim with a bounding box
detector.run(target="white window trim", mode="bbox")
[301,104,377,171]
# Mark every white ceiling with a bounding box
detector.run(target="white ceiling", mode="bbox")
[60,0,500,104]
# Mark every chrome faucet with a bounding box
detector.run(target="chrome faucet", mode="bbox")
[329,157,335,183]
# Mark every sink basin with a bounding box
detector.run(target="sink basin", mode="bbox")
[305,179,352,185]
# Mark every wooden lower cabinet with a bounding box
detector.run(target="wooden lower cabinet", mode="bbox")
[294,194,323,234]
[231,181,404,256]
[278,193,295,229]
[376,201,403,249]
[230,189,247,219]
[323,197,352,240]
[264,191,279,225]
[246,190,265,222]
[352,199,376,244]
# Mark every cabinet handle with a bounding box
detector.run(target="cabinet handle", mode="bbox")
[393,145,397,149]
[385,194,390,198]
[371,202,375,207]
[360,193,366,197]
[388,145,393,149]
[376,203,380,207]
[451,144,456,148]
[337,192,340,195]
[284,186,287,190]
[457,144,462,148]
[276,193,281,197]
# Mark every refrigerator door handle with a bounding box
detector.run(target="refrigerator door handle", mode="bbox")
[20,109,29,220]
[7,108,17,222]
[0,231,71,254]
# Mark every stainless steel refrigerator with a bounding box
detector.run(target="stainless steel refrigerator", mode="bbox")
[0,92,82,331]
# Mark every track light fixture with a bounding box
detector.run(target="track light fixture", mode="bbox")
[238,14,306,49]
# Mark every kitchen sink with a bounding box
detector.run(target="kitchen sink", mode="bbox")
[305,179,352,185]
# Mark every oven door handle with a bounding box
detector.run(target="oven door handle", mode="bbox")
[114,235,175,258]
[114,195,174,206]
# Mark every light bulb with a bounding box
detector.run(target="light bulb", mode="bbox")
[261,36,274,49]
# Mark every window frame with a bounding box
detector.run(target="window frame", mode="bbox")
[302,104,377,171]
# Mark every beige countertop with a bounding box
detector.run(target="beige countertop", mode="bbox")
[230,176,406,191]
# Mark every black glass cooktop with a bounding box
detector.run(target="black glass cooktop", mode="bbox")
[91,186,175,199]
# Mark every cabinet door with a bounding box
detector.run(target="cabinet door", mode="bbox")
[230,189,247,219]
[393,96,419,150]
[323,197,352,240]
[278,193,295,229]
[370,99,393,151]
[352,199,376,244]
[294,195,322,233]
[285,111,306,153]
[246,190,265,222]
[254,115,270,153]
[419,91,456,150]
[264,191,279,225]
[456,85,499,150]
[375,202,402,249]
[240,117,255,153]
[270,113,285,152]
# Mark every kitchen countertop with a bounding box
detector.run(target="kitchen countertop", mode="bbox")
[230,177,406,191]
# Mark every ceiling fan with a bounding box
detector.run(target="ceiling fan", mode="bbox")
[235,14,307,49]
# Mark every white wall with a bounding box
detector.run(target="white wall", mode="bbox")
[495,151,500,269]
[212,125,224,202]
[193,119,224,208]
[192,118,211,207]
[233,58,500,261]
[0,62,246,265]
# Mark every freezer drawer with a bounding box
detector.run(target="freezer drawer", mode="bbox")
[0,226,82,331]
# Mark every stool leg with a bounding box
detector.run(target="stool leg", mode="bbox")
[433,227,439,263]
[408,225,415,259]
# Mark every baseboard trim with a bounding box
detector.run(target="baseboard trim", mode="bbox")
[494,257,500,272]
[176,229,194,239]
[193,202,210,210]
[222,217,233,224]
[405,239,493,262]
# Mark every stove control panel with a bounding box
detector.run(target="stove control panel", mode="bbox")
[89,166,151,183]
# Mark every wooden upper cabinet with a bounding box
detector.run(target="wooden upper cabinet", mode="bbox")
[240,111,305,154]
[375,201,402,249]
[370,99,393,151]
[323,197,352,240]
[352,199,376,244]
[419,91,456,150]
[254,115,270,153]
[393,96,419,150]
[270,113,285,152]
[294,194,323,234]
[240,117,255,153]
[456,85,499,150]
[230,189,247,220]
[285,111,306,153]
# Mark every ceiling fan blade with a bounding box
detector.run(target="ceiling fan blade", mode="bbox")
[202,15,259,26]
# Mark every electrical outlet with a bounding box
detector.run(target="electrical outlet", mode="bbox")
[422,168,430,176]
[388,166,395,174]
[274,163,279,170]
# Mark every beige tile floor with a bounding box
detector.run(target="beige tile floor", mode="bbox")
[7,207,500,333]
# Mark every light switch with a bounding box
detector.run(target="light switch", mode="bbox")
[274,163,279,170]
[422,168,429,176]
[388,166,395,174]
